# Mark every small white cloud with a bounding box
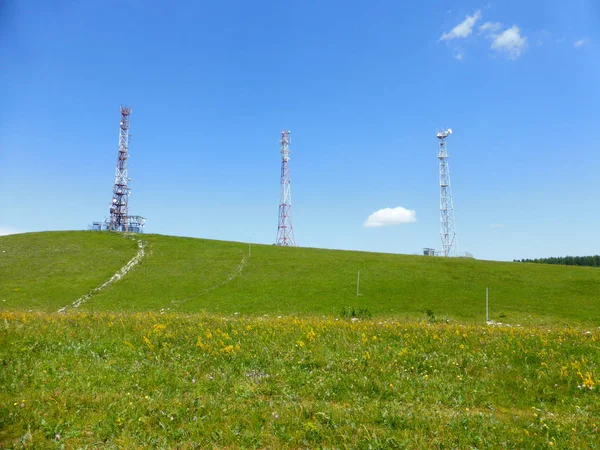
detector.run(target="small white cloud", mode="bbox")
[574,38,590,48]
[454,52,465,61]
[364,207,416,228]
[479,22,502,34]
[489,224,504,229]
[491,25,527,59]
[440,10,482,41]
[0,227,21,236]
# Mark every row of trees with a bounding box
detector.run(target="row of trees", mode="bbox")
[514,255,600,267]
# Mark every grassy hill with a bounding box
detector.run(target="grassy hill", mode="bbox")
[1,231,599,325]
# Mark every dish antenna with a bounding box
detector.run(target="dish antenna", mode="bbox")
[436,128,453,139]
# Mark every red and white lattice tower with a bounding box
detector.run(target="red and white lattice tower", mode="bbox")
[108,106,132,231]
[276,130,296,246]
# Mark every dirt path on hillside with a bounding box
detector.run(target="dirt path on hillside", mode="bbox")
[58,238,147,313]
[171,253,247,306]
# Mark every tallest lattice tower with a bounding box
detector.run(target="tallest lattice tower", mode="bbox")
[437,128,457,257]
[108,106,132,231]
[276,130,296,246]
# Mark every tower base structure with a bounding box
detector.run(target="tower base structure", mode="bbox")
[88,215,146,233]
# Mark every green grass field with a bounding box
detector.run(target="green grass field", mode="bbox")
[1,231,600,448]
[1,312,599,448]
[1,231,599,325]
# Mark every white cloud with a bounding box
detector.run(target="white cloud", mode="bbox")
[491,26,527,59]
[440,10,482,41]
[0,227,21,236]
[445,17,529,60]
[479,22,502,34]
[364,207,416,228]
[574,38,590,48]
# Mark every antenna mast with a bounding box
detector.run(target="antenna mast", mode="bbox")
[108,106,132,231]
[437,128,457,256]
[276,130,296,246]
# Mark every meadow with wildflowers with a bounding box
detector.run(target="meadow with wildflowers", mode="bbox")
[1,312,599,448]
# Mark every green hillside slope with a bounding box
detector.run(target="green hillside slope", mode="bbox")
[0,232,138,311]
[1,231,599,325]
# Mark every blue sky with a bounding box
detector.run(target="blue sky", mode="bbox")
[1,0,598,261]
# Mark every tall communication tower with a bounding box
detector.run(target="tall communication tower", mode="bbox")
[437,128,457,257]
[108,106,132,231]
[276,130,296,246]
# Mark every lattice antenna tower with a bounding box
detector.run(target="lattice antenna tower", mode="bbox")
[108,106,132,231]
[276,130,296,246]
[437,128,457,257]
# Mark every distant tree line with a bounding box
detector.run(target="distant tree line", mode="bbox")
[514,255,600,267]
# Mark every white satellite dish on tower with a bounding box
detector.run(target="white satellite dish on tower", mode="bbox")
[448,128,453,134]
